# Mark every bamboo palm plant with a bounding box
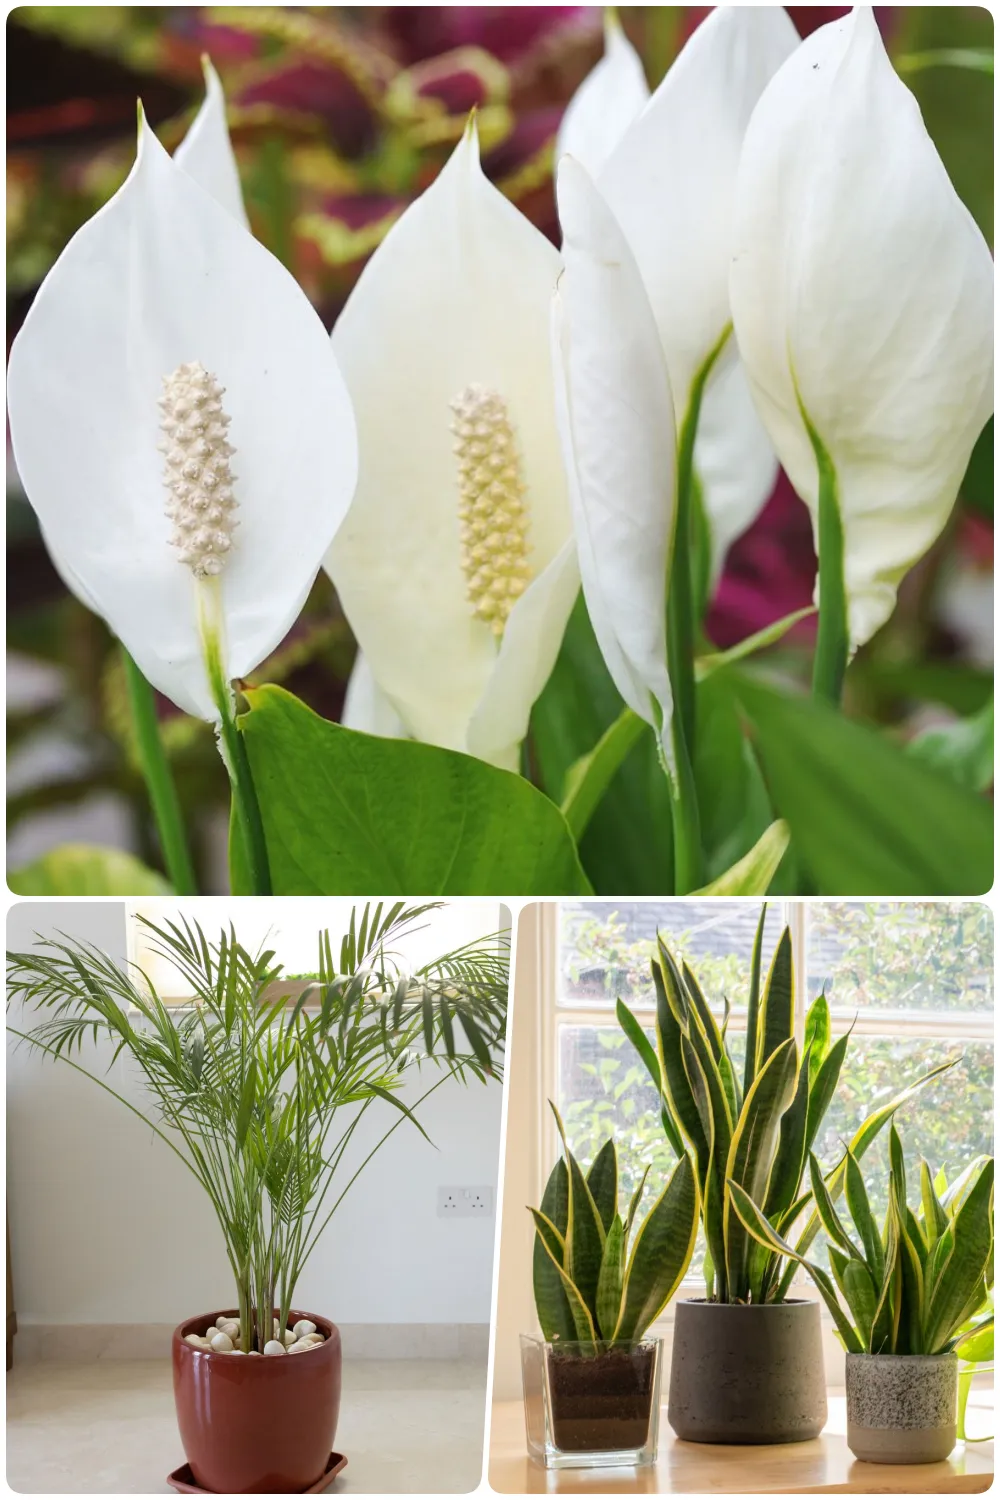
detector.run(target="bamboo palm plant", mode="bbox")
[616,905,956,1304]
[6,901,509,1353]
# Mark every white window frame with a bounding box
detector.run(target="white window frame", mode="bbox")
[538,900,993,1380]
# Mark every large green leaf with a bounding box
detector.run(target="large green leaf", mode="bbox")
[845,1149,885,1288]
[734,675,993,895]
[236,685,590,895]
[586,1139,619,1236]
[756,926,794,1070]
[723,1037,798,1298]
[532,1159,574,1344]
[9,844,173,896]
[743,904,767,1100]
[595,1214,626,1341]
[616,1155,699,1341]
[530,594,674,894]
[906,697,994,793]
[692,820,789,896]
[530,1213,597,1348]
[924,1161,994,1353]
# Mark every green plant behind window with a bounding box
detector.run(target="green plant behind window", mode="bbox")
[7,901,509,1353]
[730,1125,994,1357]
[616,904,956,1304]
[529,1104,699,1352]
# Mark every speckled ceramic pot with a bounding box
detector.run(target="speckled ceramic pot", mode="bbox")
[846,1352,957,1464]
[668,1299,827,1444]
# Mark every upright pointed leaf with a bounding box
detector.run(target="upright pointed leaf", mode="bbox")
[586,1138,619,1235]
[920,1158,950,1244]
[803,992,831,1087]
[723,1036,798,1299]
[756,926,794,1071]
[596,1214,626,1341]
[925,1160,994,1353]
[530,1213,597,1349]
[616,1156,699,1341]
[845,1148,884,1287]
[532,1159,574,1343]
[743,902,767,1097]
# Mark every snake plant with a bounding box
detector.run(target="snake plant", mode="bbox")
[730,1125,994,1356]
[530,1105,699,1351]
[7,901,509,1354]
[616,904,956,1304]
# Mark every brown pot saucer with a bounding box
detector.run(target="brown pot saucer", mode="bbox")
[167,1452,348,1494]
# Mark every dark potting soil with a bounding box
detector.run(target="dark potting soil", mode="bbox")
[548,1345,655,1452]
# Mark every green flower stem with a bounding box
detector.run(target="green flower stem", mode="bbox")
[199,588,272,896]
[806,413,849,704]
[120,648,197,894]
[652,700,702,895]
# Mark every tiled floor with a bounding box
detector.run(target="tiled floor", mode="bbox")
[6,1358,487,1493]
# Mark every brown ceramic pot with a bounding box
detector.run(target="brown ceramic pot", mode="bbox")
[172,1310,342,1494]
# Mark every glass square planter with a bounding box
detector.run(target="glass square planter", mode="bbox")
[520,1335,662,1470]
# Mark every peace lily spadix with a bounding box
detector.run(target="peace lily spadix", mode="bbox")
[729,6,994,700]
[325,121,578,773]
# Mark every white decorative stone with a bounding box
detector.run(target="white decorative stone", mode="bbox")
[293,1320,317,1338]
[159,362,239,580]
[184,1334,206,1349]
[220,1320,240,1340]
[282,1329,297,1346]
[263,1340,287,1356]
[210,1331,234,1352]
[215,1316,230,1330]
[287,1340,310,1353]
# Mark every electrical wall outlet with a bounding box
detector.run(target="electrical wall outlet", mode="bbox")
[436,1185,494,1219]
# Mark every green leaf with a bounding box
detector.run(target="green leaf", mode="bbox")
[551,1106,605,1317]
[368,1082,434,1145]
[803,993,831,1085]
[696,609,816,679]
[924,1161,994,1353]
[236,685,590,895]
[906,697,994,794]
[595,1214,626,1341]
[723,1037,798,1299]
[691,673,774,884]
[734,674,993,894]
[841,1257,879,1348]
[616,1155,699,1341]
[809,1151,864,1261]
[726,1178,863,1352]
[529,1212,597,1349]
[560,708,646,841]
[692,819,789,895]
[8,844,173,896]
[616,999,684,1158]
[896,47,994,75]
[743,903,767,1099]
[953,1319,994,1363]
[757,927,794,1070]
[532,1159,574,1344]
[530,593,674,895]
[586,1139,619,1236]
[845,1149,884,1288]
[920,1159,950,1244]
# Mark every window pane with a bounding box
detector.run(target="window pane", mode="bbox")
[810,1036,993,1235]
[806,902,993,1014]
[558,900,785,1011]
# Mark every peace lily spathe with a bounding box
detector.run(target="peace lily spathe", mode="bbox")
[326,122,578,772]
[8,96,357,722]
[555,12,649,179]
[575,6,797,576]
[730,6,994,651]
[552,7,797,754]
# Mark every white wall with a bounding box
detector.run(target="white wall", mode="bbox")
[6,901,504,1329]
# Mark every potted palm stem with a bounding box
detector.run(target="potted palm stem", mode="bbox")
[616,904,955,1445]
[730,1125,994,1464]
[7,902,509,1494]
[522,1105,698,1469]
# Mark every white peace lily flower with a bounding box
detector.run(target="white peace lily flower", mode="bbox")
[588,5,797,572]
[554,156,676,758]
[325,122,578,773]
[555,12,649,178]
[730,5,994,650]
[8,105,357,722]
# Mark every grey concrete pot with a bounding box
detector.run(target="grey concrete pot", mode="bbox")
[668,1299,827,1445]
[846,1352,958,1464]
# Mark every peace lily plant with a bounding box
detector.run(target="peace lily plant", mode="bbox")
[6,12,993,901]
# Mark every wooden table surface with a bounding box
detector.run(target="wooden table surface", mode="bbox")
[488,1393,994,1494]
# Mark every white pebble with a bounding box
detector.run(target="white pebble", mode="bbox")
[263,1340,287,1356]
[229,1349,246,1355]
[210,1332,234,1352]
[283,1329,297,1346]
[215,1316,231,1330]
[220,1321,240,1341]
[249,1350,261,1356]
[184,1334,206,1349]
[287,1340,310,1353]
[293,1320,317,1338]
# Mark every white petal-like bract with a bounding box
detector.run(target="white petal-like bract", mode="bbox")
[342,652,408,739]
[730,6,994,647]
[555,13,649,178]
[554,157,675,755]
[7,117,357,719]
[174,57,251,230]
[326,124,574,768]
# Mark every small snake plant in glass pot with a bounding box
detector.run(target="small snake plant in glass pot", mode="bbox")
[521,1104,698,1469]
